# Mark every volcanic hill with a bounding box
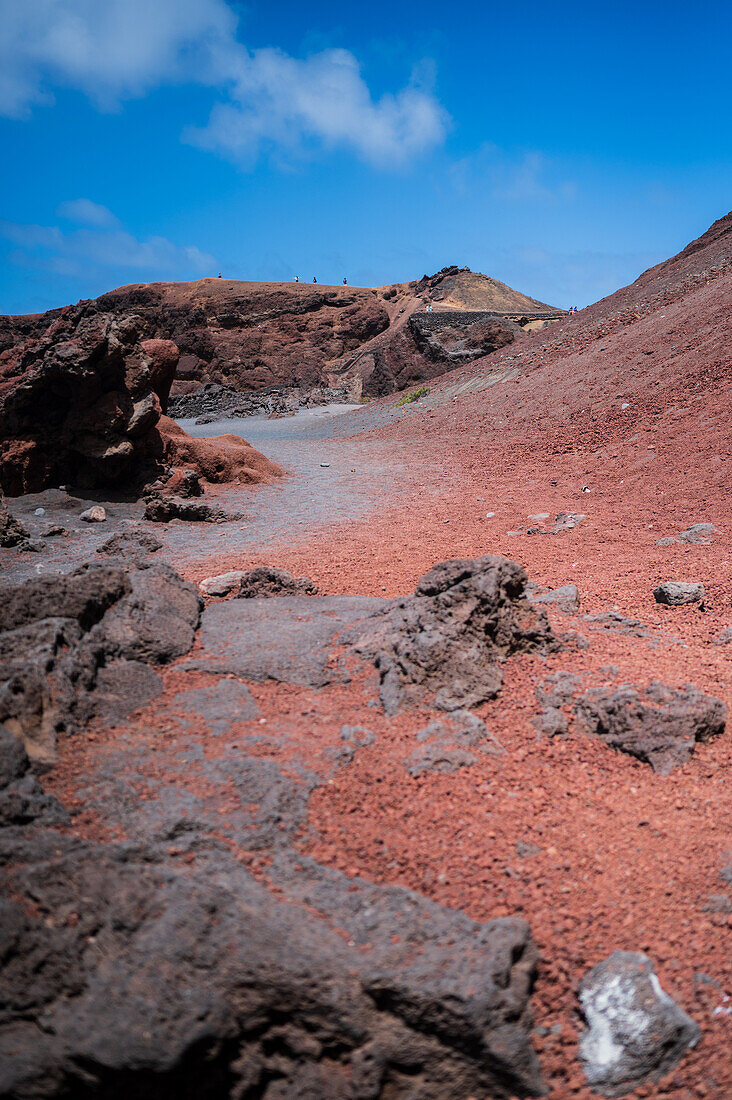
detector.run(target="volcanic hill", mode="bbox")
[0,266,565,411]
[0,214,730,1099]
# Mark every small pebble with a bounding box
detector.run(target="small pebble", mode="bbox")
[485,511,495,518]
[320,462,331,467]
[34,507,45,516]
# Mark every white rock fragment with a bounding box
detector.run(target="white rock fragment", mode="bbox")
[579,950,700,1096]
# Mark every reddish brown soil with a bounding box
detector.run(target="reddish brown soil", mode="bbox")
[153,414,284,484]
[43,215,732,1097]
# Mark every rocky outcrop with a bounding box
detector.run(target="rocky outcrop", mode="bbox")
[0,560,202,767]
[0,305,283,496]
[345,556,558,714]
[574,681,726,773]
[0,307,179,494]
[0,488,31,547]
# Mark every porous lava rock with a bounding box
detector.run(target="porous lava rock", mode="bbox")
[0,828,544,1100]
[96,529,163,559]
[574,682,726,774]
[578,950,700,1096]
[143,492,233,523]
[0,726,68,827]
[0,561,201,767]
[0,488,30,547]
[345,555,557,714]
[0,305,282,495]
[237,565,319,598]
[526,581,581,613]
[0,309,177,494]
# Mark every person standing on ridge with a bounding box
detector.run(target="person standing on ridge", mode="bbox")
[313,276,317,283]
[343,277,347,285]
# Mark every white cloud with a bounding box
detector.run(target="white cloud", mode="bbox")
[0,0,448,168]
[187,46,449,168]
[0,207,216,283]
[0,0,235,116]
[57,198,120,228]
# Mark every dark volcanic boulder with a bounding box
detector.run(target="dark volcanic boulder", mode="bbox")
[345,555,557,714]
[237,565,319,598]
[0,726,68,827]
[0,561,202,767]
[0,307,282,495]
[0,834,544,1100]
[0,309,178,494]
[0,488,30,547]
[574,681,726,773]
[143,492,233,523]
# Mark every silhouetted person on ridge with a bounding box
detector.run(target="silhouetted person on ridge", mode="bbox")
[313,276,317,283]
[218,272,222,278]
[343,277,347,285]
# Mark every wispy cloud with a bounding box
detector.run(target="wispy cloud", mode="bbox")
[0,203,216,284]
[0,0,448,169]
[448,144,577,203]
[56,198,121,228]
[0,0,236,116]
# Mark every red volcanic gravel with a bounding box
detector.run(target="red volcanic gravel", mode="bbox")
[42,216,732,1097]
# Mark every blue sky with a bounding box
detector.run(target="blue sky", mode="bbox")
[1,0,730,314]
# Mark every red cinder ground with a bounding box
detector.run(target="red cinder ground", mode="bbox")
[45,215,732,1097]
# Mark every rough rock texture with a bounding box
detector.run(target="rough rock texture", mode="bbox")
[578,951,701,1096]
[0,309,178,494]
[0,488,30,547]
[653,581,706,606]
[168,380,350,421]
[574,682,726,774]
[526,581,580,613]
[345,556,557,714]
[348,313,524,398]
[0,561,201,767]
[0,305,283,495]
[199,570,246,596]
[0,828,543,1100]
[679,522,719,543]
[405,710,504,777]
[143,492,235,524]
[238,565,319,598]
[96,529,163,559]
[0,726,68,827]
